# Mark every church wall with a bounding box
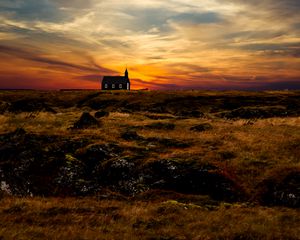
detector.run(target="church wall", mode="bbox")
[101,83,129,90]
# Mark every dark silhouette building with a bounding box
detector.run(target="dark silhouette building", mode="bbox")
[101,69,130,90]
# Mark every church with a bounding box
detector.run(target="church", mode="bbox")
[101,69,130,90]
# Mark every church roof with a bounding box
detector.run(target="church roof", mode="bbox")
[102,76,129,84]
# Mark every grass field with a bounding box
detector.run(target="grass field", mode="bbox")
[0,90,300,239]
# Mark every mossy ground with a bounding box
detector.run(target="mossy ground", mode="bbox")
[0,90,300,239]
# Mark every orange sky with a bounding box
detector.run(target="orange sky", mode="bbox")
[0,0,299,90]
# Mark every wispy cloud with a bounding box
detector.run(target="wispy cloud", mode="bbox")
[0,44,115,74]
[0,0,299,90]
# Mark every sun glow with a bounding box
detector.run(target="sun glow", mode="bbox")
[0,0,299,90]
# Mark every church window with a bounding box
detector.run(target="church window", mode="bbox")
[105,84,108,89]
[112,84,115,89]
[119,84,122,88]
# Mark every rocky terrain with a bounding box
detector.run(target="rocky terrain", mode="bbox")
[0,90,300,239]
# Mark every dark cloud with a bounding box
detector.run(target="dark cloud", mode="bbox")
[146,73,300,91]
[101,39,132,50]
[219,0,300,17]
[259,49,300,58]
[0,44,116,74]
[234,42,300,58]
[0,73,52,89]
[239,42,300,51]
[0,0,67,22]
[171,12,222,24]
[122,8,223,33]
[120,7,174,33]
[0,24,100,53]
[224,30,285,42]
[223,78,300,91]
[52,0,94,9]
[131,78,179,90]
[75,74,105,83]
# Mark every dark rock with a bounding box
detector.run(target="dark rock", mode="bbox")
[71,112,100,129]
[100,158,135,184]
[94,111,109,118]
[144,122,175,130]
[141,160,242,201]
[0,131,89,196]
[98,157,144,195]
[76,144,110,161]
[75,144,120,176]
[0,128,242,200]
[55,154,94,196]
[190,123,213,132]
[121,129,143,141]
[258,168,300,208]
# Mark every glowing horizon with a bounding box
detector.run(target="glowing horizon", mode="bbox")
[0,0,299,90]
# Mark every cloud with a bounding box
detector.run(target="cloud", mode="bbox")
[170,12,222,24]
[222,0,300,17]
[238,42,300,52]
[228,41,300,59]
[121,7,174,33]
[0,0,299,90]
[0,0,67,22]
[0,44,116,74]
[0,74,50,89]
[131,78,180,90]
[52,0,95,9]
[74,74,103,83]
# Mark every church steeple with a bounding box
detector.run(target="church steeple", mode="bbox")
[125,68,128,79]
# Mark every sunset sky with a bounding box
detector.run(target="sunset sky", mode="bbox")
[0,0,299,90]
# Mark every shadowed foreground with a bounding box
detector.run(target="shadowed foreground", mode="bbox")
[0,90,300,239]
[1,196,300,240]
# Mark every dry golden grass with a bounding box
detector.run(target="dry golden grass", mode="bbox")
[1,196,300,239]
[1,90,300,239]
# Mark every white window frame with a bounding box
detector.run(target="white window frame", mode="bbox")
[119,84,122,89]
[104,84,108,89]
[112,84,115,89]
